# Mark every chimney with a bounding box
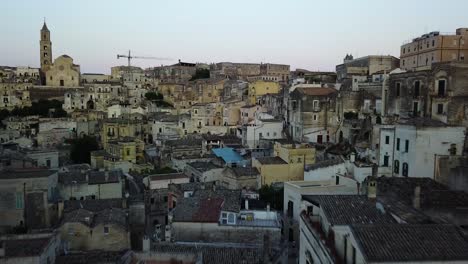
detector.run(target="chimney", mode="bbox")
[245,199,249,210]
[413,186,421,209]
[57,200,64,220]
[367,177,377,200]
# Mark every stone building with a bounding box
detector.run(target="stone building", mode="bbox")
[40,22,52,72]
[220,167,260,190]
[39,22,80,87]
[171,188,281,245]
[60,208,130,251]
[386,62,468,130]
[44,55,80,87]
[0,232,60,264]
[378,118,465,178]
[336,55,399,81]
[0,169,58,231]
[289,87,338,143]
[400,28,468,71]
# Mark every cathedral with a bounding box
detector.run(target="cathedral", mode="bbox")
[40,21,81,87]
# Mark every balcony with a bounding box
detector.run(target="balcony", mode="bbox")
[300,212,341,264]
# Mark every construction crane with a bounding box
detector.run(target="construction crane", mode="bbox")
[117,50,171,67]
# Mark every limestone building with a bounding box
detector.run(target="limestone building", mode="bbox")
[44,55,80,87]
[39,22,80,87]
[40,22,52,71]
[400,28,468,71]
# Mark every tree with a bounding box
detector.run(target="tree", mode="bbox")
[259,184,284,210]
[189,68,210,81]
[145,92,164,101]
[69,135,100,164]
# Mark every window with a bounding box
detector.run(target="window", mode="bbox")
[126,149,130,155]
[414,81,420,96]
[313,100,320,109]
[163,196,168,202]
[394,160,400,174]
[292,101,297,110]
[396,83,401,97]
[405,140,409,152]
[259,132,262,138]
[221,212,228,224]
[432,39,435,46]
[413,102,419,116]
[227,213,235,224]
[402,162,409,177]
[335,176,340,185]
[150,197,155,204]
[385,135,390,144]
[287,201,294,218]
[104,226,109,234]
[313,115,317,121]
[46,159,51,168]
[15,192,23,209]
[437,103,444,114]
[383,155,389,167]
[437,80,445,96]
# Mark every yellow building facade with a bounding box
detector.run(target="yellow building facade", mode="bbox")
[248,80,280,104]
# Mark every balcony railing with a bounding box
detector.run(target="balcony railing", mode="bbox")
[300,212,342,264]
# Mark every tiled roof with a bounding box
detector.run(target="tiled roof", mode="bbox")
[153,243,264,264]
[64,198,124,213]
[229,167,259,177]
[165,137,203,147]
[398,117,448,127]
[55,250,128,264]
[88,170,121,184]
[303,195,395,225]
[149,173,188,181]
[0,169,57,180]
[352,224,468,262]
[2,237,52,257]
[305,157,344,171]
[255,156,287,165]
[187,161,221,172]
[173,189,242,222]
[63,208,127,228]
[294,87,337,96]
[94,208,127,228]
[376,176,468,209]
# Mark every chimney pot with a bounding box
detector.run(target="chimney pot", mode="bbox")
[413,186,421,209]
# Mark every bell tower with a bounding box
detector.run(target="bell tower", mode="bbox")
[40,20,52,71]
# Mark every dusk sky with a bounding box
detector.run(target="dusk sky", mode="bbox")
[2,0,467,74]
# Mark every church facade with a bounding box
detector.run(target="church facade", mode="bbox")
[40,22,80,87]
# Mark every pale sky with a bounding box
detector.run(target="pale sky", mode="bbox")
[1,0,467,74]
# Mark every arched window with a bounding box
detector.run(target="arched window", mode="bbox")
[394,160,400,174]
[402,162,409,177]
